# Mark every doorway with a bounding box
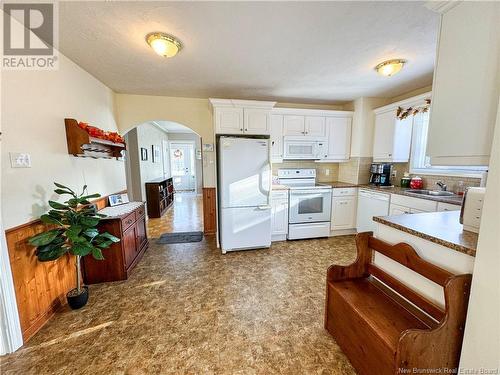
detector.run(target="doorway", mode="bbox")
[170,141,196,192]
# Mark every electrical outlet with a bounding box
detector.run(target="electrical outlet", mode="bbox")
[10,153,31,168]
[325,169,330,176]
[391,170,397,178]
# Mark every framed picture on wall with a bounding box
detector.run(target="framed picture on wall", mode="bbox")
[140,147,148,161]
[152,145,161,163]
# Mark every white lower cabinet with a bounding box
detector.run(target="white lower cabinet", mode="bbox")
[390,203,410,215]
[331,188,357,232]
[437,202,461,212]
[271,191,289,241]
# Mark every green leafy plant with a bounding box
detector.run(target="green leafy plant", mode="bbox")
[29,182,120,295]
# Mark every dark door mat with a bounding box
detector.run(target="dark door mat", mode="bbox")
[157,231,204,244]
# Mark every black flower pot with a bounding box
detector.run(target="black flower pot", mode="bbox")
[66,286,89,310]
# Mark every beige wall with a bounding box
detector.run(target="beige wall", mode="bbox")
[114,94,217,187]
[1,53,126,230]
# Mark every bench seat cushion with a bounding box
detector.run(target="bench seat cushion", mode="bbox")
[328,278,431,352]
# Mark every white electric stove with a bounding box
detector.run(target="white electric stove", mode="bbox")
[277,169,332,240]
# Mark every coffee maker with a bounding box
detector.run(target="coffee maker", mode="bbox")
[369,163,392,186]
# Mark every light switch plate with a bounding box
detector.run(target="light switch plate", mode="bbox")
[10,153,32,168]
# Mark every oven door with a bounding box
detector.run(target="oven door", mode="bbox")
[289,189,332,224]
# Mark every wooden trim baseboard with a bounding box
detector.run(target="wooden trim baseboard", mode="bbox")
[202,188,216,235]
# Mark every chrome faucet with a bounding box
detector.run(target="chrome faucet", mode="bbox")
[436,181,447,191]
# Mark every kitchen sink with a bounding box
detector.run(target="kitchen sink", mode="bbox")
[405,189,456,197]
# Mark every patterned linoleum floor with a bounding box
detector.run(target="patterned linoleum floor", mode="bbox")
[0,235,358,375]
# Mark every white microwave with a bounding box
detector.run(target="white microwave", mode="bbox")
[283,137,326,160]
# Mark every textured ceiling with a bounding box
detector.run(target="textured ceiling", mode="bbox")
[59,1,438,103]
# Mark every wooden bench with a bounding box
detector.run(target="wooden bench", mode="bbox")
[324,232,472,375]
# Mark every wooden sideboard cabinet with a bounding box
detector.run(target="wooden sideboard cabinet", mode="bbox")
[83,202,148,284]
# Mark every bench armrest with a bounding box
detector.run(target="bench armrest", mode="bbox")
[396,274,472,372]
[327,232,372,282]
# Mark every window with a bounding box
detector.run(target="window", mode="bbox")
[409,112,488,177]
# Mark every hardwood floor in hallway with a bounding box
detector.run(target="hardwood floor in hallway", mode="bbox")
[147,192,204,238]
[0,236,358,375]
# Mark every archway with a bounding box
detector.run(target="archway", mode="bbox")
[123,120,207,237]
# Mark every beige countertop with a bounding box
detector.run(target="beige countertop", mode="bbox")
[373,211,477,257]
[272,184,289,191]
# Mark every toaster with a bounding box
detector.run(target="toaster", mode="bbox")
[460,187,486,233]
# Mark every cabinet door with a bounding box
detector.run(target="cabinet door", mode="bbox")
[215,107,244,134]
[392,116,413,162]
[283,115,305,136]
[135,216,147,251]
[271,198,289,235]
[244,108,270,135]
[373,111,396,161]
[270,114,284,162]
[331,197,356,230]
[324,117,352,160]
[305,116,326,137]
[389,203,410,215]
[123,224,138,268]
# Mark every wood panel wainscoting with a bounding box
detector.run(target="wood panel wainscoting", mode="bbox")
[5,191,126,342]
[203,187,216,235]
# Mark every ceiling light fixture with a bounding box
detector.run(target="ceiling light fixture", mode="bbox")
[375,59,407,77]
[146,32,182,58]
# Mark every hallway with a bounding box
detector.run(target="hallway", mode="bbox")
[147,192,204,238]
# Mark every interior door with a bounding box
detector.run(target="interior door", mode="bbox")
[170,143,195,191]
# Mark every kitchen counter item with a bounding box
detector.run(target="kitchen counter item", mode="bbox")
[374,211,477,256]
[409,176,423,190]
[400,173,411,188]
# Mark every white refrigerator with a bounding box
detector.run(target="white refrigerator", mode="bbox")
[218,137,272,253]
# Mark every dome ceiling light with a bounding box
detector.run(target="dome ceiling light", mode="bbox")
[146,32,182,58]
[375,59,407,76]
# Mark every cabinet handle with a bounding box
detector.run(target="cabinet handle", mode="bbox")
[240,128,243,131]
[388,153,392,157]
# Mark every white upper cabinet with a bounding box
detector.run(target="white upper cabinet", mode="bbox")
[426,2,500,166]
[320,117,352,161]
[373,107,414,163]
[210,99,276,135]
[244,108,270,135]
[283,115,306,136]
[214,107,244,135]
[270,114,284,163]
[305,116,326,137]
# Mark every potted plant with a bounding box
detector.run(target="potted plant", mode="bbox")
[29,183,119,309]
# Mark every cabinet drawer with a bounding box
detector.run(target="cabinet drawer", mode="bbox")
[437,202,461,212]
[390,194,437,212]
[122,212,136,231]
[135,204,146,219]
[332,187,357,197]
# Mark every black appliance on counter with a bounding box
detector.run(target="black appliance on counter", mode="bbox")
[369,163,392,186]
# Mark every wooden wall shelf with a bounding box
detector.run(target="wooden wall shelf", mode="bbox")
[65,118,126,159]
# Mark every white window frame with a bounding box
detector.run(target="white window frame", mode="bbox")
[409,111,488,179]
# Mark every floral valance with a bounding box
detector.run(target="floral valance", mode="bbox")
[396,99,431,120]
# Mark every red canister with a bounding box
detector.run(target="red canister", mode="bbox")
[410,176,423,190]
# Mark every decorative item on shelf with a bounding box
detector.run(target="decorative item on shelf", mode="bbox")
[140,147,148,161]
[28,183,120,309]
[108,193,129,207]
[410,176,424,190]
[396,99,431,120]
[65,118,126,159]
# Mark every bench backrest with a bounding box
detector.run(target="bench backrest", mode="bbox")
[358,233,455,323]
